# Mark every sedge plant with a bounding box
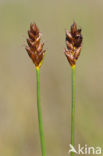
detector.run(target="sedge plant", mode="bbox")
[64,22,83,156]
[25,23,46,156]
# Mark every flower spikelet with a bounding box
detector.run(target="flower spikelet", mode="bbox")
[64,22,83,66]
[25,23,45,68]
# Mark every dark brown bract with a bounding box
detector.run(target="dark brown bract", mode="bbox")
[64,22,83,66]
[25,23,45,68]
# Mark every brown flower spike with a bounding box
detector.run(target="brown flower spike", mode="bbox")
[64,22,83,66]
[25,23,45,68]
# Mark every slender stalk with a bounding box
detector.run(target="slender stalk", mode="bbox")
[71,65,76,156]
[36,67,46,156]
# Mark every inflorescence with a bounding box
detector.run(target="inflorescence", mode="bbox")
[64,22,83,66]
[25,24,45,68]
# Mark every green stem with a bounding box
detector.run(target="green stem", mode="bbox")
[36,67,46,156]
[71,65,76,156]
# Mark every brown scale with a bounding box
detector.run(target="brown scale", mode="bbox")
[64,22,83,66]
[25,23,45,68]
